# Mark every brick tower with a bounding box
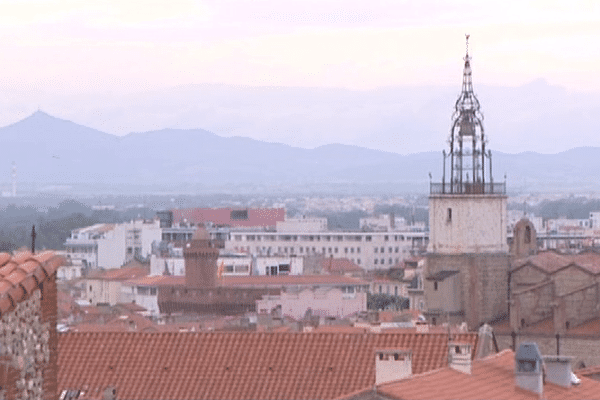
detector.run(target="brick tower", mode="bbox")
[425,35,509,329]
[184,226,220,289]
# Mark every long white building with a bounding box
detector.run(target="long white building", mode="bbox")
[225,230,427,270]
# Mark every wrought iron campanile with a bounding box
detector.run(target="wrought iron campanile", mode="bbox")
[434,35,504,195]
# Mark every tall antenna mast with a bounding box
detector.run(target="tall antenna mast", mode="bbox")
[11,162,16,197]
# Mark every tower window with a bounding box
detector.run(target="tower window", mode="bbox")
[447,208,452,222]
[525,226,531,244]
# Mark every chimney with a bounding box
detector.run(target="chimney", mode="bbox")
[543,355,577,388]
[375,349,412,385]
[448,342,472,374]
[515,343,543,395]
[103,386,117,400]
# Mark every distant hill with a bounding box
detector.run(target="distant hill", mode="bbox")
[1,111,599,195]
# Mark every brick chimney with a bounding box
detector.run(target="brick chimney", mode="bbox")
[375,349,412,385]
[515,343,543,395]
[184,226,219,289]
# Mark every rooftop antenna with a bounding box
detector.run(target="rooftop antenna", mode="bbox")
[31,225,36,254]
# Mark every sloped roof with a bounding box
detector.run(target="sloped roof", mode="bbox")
[0,250,62,316]
[512,250,600,275]
[86,266,148,281]
[58,331,478,400]
[376,349,600,400]
[321,258,363,274]
[124,274,369,288]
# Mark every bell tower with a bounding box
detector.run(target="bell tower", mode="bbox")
[425,36,509,329]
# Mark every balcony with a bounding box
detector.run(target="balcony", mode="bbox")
[430,182,506,195]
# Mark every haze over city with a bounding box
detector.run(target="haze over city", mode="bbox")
[0,0,598,155]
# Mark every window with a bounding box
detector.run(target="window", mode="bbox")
[366,236,372,242]
[434,282,438,291]
[334,247,338,253]
[447,208,452,222]
[395,247,399,253]
[389,247,393,253]
[344,247,348,254]
[374,259,378,265]
[150,287,157,296]
[394,286,398,296]
[357,247,361,254]
[384,235,389,241]
[389,258,392,264]
[357,259,361,265]
[379,285,382,293]
[374,247,378,253]
[350,248,354,254]
[278,264,290,274]
[380,247,384,253]
[231,210,249,220]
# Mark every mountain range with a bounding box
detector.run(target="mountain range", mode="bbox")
[0,110,599,195]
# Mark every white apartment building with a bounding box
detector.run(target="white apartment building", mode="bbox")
[225,231,427,270]
[65,219,162,269]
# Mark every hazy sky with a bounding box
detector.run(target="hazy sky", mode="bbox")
[0,0,598,94]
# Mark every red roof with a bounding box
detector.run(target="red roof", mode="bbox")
[172,207,285,227]
[87,266,149,281]
[321,258,363,274]
[513,250,600,275]
[124,274,368,288]
[58,331,478,400]
[0,250,62,316]
[375,349,600,400]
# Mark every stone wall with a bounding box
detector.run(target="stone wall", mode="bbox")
[510,280,554,330]
[496,332,600,370]
[0,290,51,399]
[426,253,509,329]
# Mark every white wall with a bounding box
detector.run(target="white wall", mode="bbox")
[428,195,508,254]
[257,287,367,320]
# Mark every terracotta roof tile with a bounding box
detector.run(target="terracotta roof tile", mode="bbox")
[87,266,149,281]
[0,252,63,317]
[0,262,17,277]
[58,331,478,400]
[377,349,600,400]
[0,252,11,266]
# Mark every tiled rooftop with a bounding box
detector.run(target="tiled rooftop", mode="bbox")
[0,250,62,315]
[86,266,148,281]
[58,331,478,400]
[124,274,368,288]
[376,349,600,400]
[321,258,363,274]
[513,250,600,275]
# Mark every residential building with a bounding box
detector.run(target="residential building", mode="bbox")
[257,285,367,319]
[276,216,328,232]
[83,266,149,306]
[226,230,426,270]
[64,219,161,269]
